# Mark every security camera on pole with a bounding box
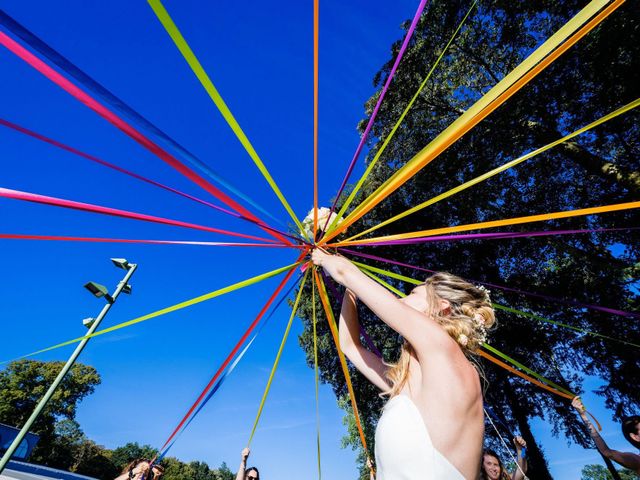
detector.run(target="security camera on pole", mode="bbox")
[0,258,138,474]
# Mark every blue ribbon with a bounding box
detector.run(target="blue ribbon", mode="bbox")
[0,9,284,227]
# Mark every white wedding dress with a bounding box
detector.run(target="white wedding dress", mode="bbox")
[375,395,465,479]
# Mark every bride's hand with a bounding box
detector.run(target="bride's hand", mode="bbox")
[311,247,331,267]
[311,248,352,285]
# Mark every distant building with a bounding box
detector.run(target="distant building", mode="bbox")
[0,425,39,461]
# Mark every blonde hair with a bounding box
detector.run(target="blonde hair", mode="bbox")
[383,272,496,397]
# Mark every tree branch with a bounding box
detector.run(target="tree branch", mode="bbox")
[524,120,640,195]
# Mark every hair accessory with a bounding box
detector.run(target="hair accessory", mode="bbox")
[472,313,488,344]
[475,284,492,303]
[457,334,469,346]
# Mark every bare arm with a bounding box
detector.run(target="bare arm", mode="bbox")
[312,251,455,361]
[511,437,528,480]
[235,448,249,480]
[339,288,389,391]
[572,398,640,471]
[583,412,640,469]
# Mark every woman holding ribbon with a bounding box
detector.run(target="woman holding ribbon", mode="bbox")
[311,249,495,479]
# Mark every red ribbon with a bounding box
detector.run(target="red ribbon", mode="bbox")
[0,187,277,243]
[0,31,292,246]
[0,118,299,244]
[0,233,297,248]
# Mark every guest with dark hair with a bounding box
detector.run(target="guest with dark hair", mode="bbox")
[480,437,527,480]
[235,448,260,480]
[573,397,640,475]
[622,416,640,450]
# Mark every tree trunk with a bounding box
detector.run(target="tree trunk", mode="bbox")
[503,380,554,480]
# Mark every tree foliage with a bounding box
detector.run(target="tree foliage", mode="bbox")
[110,442,159,470]
[0,359,101,466]
[297,1,639,478]
[581,463,638,480]
[161,458,234,480]
[0,361,232,479]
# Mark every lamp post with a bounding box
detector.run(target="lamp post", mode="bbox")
[0,258,138,474]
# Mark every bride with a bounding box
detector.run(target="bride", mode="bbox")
[311,249,494,479]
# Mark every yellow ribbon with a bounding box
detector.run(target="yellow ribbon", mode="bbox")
[312,274,322,479]
[247,269,310,445]
[354,261,421,287]
[147,0,307,238]
[345,97,640,241]
[333,200,640,247]
[360,268,405,297]
[323,0,479,237]
[2,262,301,363]
[321,0,623,244]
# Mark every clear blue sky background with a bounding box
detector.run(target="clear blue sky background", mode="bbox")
[0,1,633,478]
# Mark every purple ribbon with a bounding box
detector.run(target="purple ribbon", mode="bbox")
[0,118,301,244]
[324,0,430,231]
[340,248,640,320]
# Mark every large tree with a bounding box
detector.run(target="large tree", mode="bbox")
[0,359,101,466]
[297,1,639,478]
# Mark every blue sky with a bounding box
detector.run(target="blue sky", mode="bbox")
[0,1,634,478]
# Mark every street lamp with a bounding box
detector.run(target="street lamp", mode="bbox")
[111,258,132,270]
[84,281,113,302]
[82,317,96,328]
[0,258,138,474]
